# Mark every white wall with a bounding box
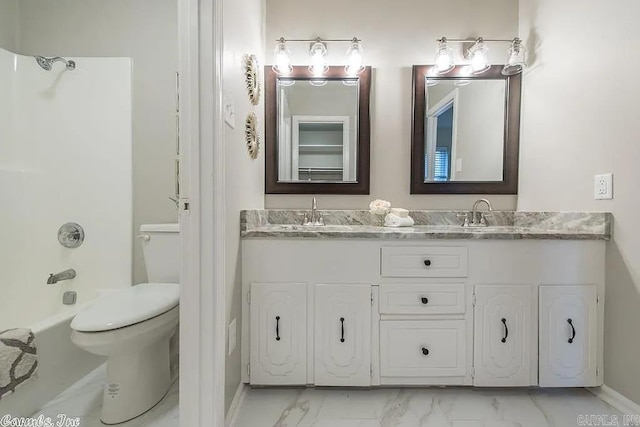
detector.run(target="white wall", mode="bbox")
[0,48,132,328]
[14,0,179,284]
[223,0,266,413]
[454,81,505,181]
[265,0,519,210]
[0,0,17,51]
[518,0,640,404]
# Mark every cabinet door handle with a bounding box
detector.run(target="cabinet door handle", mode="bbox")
[423,259,432,267]
[421,297,429,305]
[275,316,281,341]
[568,318,575,344]
[501,318,508,343]
[340,317,345,343]
[421,347,429,356]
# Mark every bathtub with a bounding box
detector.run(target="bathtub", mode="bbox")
[0,306,103,417]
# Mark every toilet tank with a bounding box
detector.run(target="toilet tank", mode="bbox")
[140,223,180,283]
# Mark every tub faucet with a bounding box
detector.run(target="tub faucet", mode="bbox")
[470,199,493,226]
[47,269,76,284]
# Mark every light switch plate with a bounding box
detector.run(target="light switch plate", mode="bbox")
[223,93,235,129]
[594,173,613,200]
[228,318,237,356]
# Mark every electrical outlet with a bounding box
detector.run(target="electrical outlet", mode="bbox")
[228,318,237,356]
[594,173,613,200]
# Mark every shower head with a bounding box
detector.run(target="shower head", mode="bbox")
[34,55,76,71]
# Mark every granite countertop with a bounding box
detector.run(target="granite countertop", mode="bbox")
[240,210,612,241]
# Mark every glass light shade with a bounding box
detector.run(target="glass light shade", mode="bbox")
[308,42,328,76]
[502,38,527,75]
[434,38,455,74]
[272,40,292,75]
[345,40,365,75]
[468,40,490,74]
[309,79,328,87]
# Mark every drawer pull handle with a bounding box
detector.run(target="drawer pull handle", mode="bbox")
[421,297,429,305]
[423,259,432,267]
[421,347,429,356]
[568,318,575,344]
[340,317,345,343]
[275,316,281,341]
[501,318,508,343]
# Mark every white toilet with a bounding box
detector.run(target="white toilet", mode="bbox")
[70,223,180,425]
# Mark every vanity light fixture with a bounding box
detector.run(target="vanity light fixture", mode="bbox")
[272,37,366,76]
[502,38,527,75]
[273,38,293,75]
[433,36,527,76]
[434,37,455,74]
[467,38,491,74]
[346,38,365,75]
[309,40,328,76]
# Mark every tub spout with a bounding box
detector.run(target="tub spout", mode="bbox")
[47,269,76,284]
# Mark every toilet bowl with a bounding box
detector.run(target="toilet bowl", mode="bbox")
[70,224,180,425]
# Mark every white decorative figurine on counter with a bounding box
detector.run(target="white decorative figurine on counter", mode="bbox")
[368,199,414,227]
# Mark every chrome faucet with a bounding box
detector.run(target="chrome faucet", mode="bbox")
[47,269,76,285]
[470,199,493,227]
[303,197,324,226]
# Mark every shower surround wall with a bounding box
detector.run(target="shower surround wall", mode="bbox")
[0,47,132,328]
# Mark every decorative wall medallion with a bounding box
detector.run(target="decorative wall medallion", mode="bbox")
[245,112,260,159]
[243,54,261,105]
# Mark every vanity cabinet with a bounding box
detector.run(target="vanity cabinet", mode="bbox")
[241,240,605,389]
[248,283,307,385]
[539,285,599,387]
[314,284,371,386]
[473,285,534,386]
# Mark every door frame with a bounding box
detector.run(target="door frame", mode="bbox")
[178,0,226,425]
[425,89,459,181]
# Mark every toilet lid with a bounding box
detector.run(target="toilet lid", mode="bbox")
[71,283,180,332]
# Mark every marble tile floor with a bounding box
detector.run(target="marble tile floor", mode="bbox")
[235,387,624,427]
[31,363,179,426]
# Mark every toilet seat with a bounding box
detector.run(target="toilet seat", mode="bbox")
[71,283,180,332]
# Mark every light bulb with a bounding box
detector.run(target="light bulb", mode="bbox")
[502,38,527,75]
[308,41,328,77]
[272,39,292,75]
[469,38,490,74]
[434,38,455,74]
[345,39,365,75]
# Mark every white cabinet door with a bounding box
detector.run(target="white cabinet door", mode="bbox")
[314,284,371,386]
[474,285,533,386]
[250,283,307,385]
[539,285,598,387]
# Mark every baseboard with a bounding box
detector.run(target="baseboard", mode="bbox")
[588,384,640,416]
[225,382,248,427]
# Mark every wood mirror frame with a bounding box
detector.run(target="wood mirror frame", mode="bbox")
[410,65,521,194]
[265,66,372,194]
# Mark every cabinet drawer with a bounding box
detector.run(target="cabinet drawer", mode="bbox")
[381,247,468,278]
[380,320,466,377]
[379,284,465,314]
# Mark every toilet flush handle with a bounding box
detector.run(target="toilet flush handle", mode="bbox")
[137,234,151,242]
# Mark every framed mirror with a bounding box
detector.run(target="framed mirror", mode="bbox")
[265,66,372,194]
[411,65,521,194]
